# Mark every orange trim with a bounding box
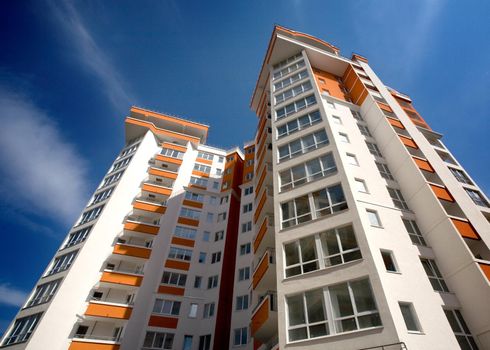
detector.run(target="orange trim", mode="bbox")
[192,170,210,178]
[182,199,203,209]
[352,53,368,63]
[251,297,270,335]
[177,217,199,227]
[149,168,178,180]
[196,157,213,165]
[161,142,187,153]
[100,271,142,287]
[124,221,159,235]
[113,243,151,259]
[69,341,120,350]
[171,236,195,247]
[386,117,405,129]
[399,135,418,149]
[148,315,179,329]
[133,200,166,214]
[255,164,267,197]
[142,183,172,196]
[253,217,268,253]
[158,285,185,296]
[125,118,200,143]
[253,251,269,289]
[165,259,190,271]
[275,26,340,54]
[451,218,480,240]
[478,262,490,282]
[188,184,206,190]
[377,102,393,113]
[254,191,267,224]
[430,184,454,202]
[85,302,132,319]
[131,106,208,132]
[155,154,183,165]
[413,157,434,173]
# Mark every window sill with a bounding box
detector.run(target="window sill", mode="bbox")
[407,331,425,335]
[283,258,363,282]
[287,325,383,345]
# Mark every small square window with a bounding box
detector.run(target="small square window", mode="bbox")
[218,156,224,163]
[206,213,214,223]
[199,252,206,263]
[209,196,218,205]
[367,209,382,227]
[202,231,210,242]
[194,276,202,288]
[214,231,224,241]
[212,182,219,190]
[381,250,398,272]
[189,303,198,318]
[399,302,421,332]
[355,179,368,193]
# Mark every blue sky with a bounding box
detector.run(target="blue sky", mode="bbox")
[0,0,488,335]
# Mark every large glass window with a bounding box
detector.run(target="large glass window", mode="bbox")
[2,313,42,346]
[189,176,208,188]
[276,95,316,120]
[161,271,187,287]
[47,251,78,276]
[444,309,478,350]
[449,167,473,185]
[366,142,383,157]
[180,207,201,220]
[78,205,104,225]
[320,226,361,268]
[184,191,204,202]
[279,153,337,191]
[284,236,319,277]
[272,56,305,80]
[142,331,174,349]
[197,151,214,161]
[402,219,426,246]
[174,226,197,239]
[312,184,348,218]
[152,299,181,316]
[274,69,309,91]
[275,81,313,105]
[161,147,184,159]
[465,188,488,207]
[25,279,61,308]
[387,187,409,210]
[233,327,248,346]
[281,195,311,229]
[63,226,92,249]
[168,247,192,261]
[278,130,329,162]
[376,161,394,180]
[420,258,449,292]
[399,303,421,332]
[193,163,211,174]
[276,110,322,139]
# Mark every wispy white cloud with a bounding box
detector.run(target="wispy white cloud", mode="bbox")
[0,283,28,307]
[48,1,137,112]
[0,88,89,226]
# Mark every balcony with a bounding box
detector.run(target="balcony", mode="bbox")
[148,166,178,180]
[251,293,278,343]
[254,189,272,224]
[85,300,133,320]
[253,249,276,292]
[141,180,173,196]
[133,198,167,215]
[429,183,454,202]
[113,241,152,260]
[69,320,123,350]
[253,215,274,257]
[124,216,160,235]
[100,266,144,287]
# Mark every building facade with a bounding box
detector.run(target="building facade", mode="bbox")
[1,26,489,350]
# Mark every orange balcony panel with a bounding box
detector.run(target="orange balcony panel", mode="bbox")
[255,165,267,198]
[177,217,199,227]
[155,154,183,165]
[113,244,151,259]
[165,259,190,271]
[413,157,434,173]
[133,201,166,214]
[253,217,268,253]
[142,183,172,196]
[253,339,262,350]
[158,285,185,296]
[251,297,270,336]
[192,170,210,178]
[161,142,187,153]
[253,252,269,289]
[188,184,206,190]
[451,218,480,240]
[377,102,393,113]
[196,157,213,165]
[182,199,203,209]
[387,117,405,129]
[148,168,178,180]
[100,271,142,287]
[69,341,120,350]
[85,302,132,320]
[253,191,267,224]
[479,262,490,282]
[399,135,418,149]
[124,221,159,235]
[171,236,195,248]
[125,118,200,144]
[148,315,179,329]
[430,184,454,202]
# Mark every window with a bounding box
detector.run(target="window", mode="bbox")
[78,205,104,225]
[184,191,204,203]
[402,219,426,246]
[387,187,409,210]
[64,226,92,248]
[161,147,184,159]
[240,243,251,255]
[199,252,206,264]
[274,69,308,91]
[351,110,363,120]
[241,221,252,233]
[91,187,114,205]
[111,156,132,172]
[118,142,139,158]
[207,275,218,289]
[168,247,192,261]
[366,142,383,157]
[233,327,248,346]
[355,179,368,193]
[206,213,214,223]
[198,334,211,350]
[275,81,313,105]
[215,169,222,175]
[203,303,215,318]
[143,331,174,349]
[202,231,210,242]
[244,187,253,196]
[286,279,381,341]
[47,251,78,276]
[399,303,421,332]
[284,225,361,278]
[218,156,224,163]
[174,226,197,240]
[347,153,359,166]
[448,168,472,185]
[101,171,123,188]
[245,146,255,154]
[245,172,253,180]
[376,162,394,180]
[190,176,208,188]
[183,336,193,350]
[220,196,229,204]
[25,279,61,308]
[189,303,198,318]
[194,276,202,288]
[381,250,398,272]
[278,130,329,162]
[465,188,488,207]
[276,110,322,139]
[332,115,342,125]
[209,196,218,205]
[197,151,214,161]
[2,313,42,346]
[367,210,382,227]
[211,252,222,264]
[420,258,449,292]
[194,163,211,174]
[217,212,227,222]
[279,153,337,191]
[338,133,349,143]
[276,95,317,120]
[214,231,224,241]
[152,299,181,316]
[161,271,186,287]
[212,181,219,190]
[243,203,252,213]
[236,295,249,311]
[238,267,250,281]
[180,207,201,220]
[444,309,478,350]
[273,57,305,79]
[281,184,347,229]
[246,159,254,167]
[358,124,372,137]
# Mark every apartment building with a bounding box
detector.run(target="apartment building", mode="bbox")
[1,26,489,350]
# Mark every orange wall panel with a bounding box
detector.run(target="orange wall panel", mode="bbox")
[413,157,434,173]
[142,184,172,196]
[251,298,269,335]
[161,142,187,153]
[196,157,213,165]
[113,244,151,259]
[430,184,454,202]
[253,191,267,224]
[182,199,203,209]
[479,263,490,282]
[187,183,206,190]
[387,117,405,129]
[192,170,210,178]
[171,236,195,247]
[399,135,418,149]
[451,218,480,240]
[155,154,183,165]
[124,221,159,235]
[85,303,132,319]
[148,315,179,329]
[252,253,269,289]
[312,68,348,101]
[100,271,142,287]
[253,217,268,253]
[125,118,200,144]
[177,217,199,227]
[148,168,178,179]
[165,259,190,271]
[133,201,166,214]
[69,341,120,350]
[377,102,393,113]
[158,285,185,296]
